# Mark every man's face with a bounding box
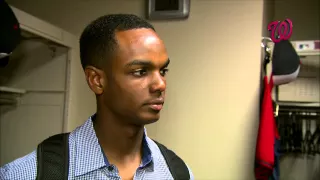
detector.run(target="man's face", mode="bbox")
[103,28,169,125]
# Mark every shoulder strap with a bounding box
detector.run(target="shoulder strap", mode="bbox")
[36,133,70,180]
[153,140,190,180]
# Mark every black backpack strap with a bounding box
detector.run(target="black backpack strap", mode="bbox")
[36,133,70,180]
[153,140,190,180]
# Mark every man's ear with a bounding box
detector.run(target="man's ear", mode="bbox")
[84,66,105,95]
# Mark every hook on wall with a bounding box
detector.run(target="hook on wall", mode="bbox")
[261,37,273,51]
[261,37,273,75]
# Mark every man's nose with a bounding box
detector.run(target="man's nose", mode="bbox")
[150,73,166,93]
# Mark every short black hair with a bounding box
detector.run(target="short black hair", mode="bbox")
[79,14,155,70]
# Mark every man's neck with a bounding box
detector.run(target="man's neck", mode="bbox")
[94,111,145,165]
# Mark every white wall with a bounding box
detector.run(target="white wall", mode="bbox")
[7,0,265,179]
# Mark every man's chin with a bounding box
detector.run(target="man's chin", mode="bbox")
[137,112,161,125]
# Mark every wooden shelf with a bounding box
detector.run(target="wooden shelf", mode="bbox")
[297,50,320,56]
[0,98,17,105]
[0,86,26,94]
[266,40,320,56]
[0,86,26,106]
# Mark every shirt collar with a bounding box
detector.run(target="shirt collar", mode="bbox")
[74,115,153,177]
[100,132,152,168]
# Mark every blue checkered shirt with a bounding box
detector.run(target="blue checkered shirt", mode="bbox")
[0,115,194,180]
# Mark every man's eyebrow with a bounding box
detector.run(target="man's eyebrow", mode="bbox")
[125,59,170,68]
[162,59,170,68]
[125,60,152,67]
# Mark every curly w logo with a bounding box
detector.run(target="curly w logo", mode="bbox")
[268,19,293,43]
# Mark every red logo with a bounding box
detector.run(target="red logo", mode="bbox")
[268,19,293,43]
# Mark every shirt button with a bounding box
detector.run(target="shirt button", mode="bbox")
[107,166,114,172]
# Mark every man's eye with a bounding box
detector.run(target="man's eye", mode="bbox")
[132,69,147,77]
[160,68,169,76]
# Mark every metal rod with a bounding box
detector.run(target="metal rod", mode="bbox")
[26,90,66,94]
[278,104,320,113]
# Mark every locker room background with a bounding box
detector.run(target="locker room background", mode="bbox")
[1,0,320,179]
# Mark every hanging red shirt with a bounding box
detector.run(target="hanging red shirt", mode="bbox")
[255,75,276,179]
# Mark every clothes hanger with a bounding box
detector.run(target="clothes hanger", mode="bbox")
[279,115,288,154]
[317,128,320,154]
[286,112,294,153]
[292,112,302,153]
[310,118,320,154]
[296,113,303,153]
[304,118,313,154]
[273,101,279,117]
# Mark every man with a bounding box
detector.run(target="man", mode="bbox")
[0,14,193,179]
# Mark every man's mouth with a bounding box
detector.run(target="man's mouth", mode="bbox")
[148,104,163,111]
[145,98,164,111]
